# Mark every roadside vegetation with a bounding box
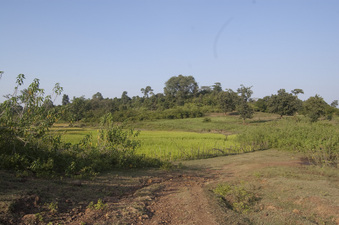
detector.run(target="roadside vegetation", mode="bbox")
[237,118,339,167]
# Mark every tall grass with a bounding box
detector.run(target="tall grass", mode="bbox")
[236,119,339,167]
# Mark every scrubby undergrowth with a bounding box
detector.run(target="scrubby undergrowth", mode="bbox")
[237,118,339,167]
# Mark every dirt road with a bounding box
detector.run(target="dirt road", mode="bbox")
[2,149,339,224]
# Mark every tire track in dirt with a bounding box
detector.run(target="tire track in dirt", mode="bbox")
[143,175,218,225]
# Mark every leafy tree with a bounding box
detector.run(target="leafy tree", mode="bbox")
[291,88,304,96]
[199,86,212,95]
[237,85,254,123]
[219,89,238,114]
[69,96,87,122]
[62,94,70,106]
[254,96,270,112]
[331,100,338,108]
[303,95,328,122]
[212,82,222,93]
[43,98,54,109]
[141,86,153,98]
[268,89,302,117]
[92,92,104,100]
[121,91,131,105]
[237,84,253,102]
[164,75,198,103]
[0,71,3,79]
[0,74,63,151]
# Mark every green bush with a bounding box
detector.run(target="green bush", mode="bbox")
[213,182,257,214]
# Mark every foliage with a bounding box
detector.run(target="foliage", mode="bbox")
[291,88,304,96]
[202,117,212,123]
[141,86,154,98]
[253,96,270,112]
[236,119,339,167]
[0,74,63,159]
[62,94,70,105]
[303,95,329,122]
[50,75,335,125]
[87,199,107,210]
[237,85,254,122]
[164,75,198,105]
[0,76,164,178]
[213,182,257,214]
[268,89,302,117]
[69,96,88,122]
[218,89,238,114]
[47,201,59,213]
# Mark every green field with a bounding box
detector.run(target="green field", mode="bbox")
[54,126,240,161]
[137,131,238,160]
[53,113,339,165]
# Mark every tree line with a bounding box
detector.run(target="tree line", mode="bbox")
[1,73,338,124]
[56,74,338,123]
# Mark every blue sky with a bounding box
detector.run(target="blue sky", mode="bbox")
[1,0,339,105]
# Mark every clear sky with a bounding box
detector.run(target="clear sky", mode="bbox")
[1,0,339,105]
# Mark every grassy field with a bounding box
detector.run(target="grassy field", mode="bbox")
[53,112,280,161]
[137,131,239,160]
[53,126,240,160]
[53,112,339,164]
[129,112,281,133]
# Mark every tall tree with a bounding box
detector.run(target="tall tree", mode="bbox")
[291,88,304,96]
[141,86,153,98]
[237,84,253,102]
[331,100,338,108]
[212,82,222,93]
[62,94,70,106]
[219,89,238,114]
[70,96,87,122]
[92,92,104,100]
[237,85,254,123]
[121,91,131,107]
[164,75,198,99]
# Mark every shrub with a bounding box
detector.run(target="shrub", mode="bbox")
[202,117,212,123]
[213,182,257,214]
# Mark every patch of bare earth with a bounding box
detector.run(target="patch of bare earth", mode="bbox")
[143,175,217,225]
[1,149,338,224]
